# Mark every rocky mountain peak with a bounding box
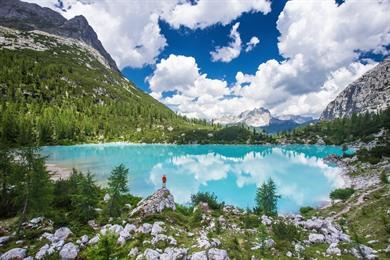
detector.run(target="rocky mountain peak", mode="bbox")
[0,0,119,72]
[320,59,390,120]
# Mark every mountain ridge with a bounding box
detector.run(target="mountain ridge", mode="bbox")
[214,108,313,133]
[0,0,119,72]
[321,59,390,120]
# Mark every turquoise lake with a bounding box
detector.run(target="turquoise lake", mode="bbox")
[41,144,348,213]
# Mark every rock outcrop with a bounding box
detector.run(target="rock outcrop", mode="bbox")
[130,188,176,217]
[321,59,390,120]
[0,0,118,72]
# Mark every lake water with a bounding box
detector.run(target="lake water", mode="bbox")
[41,144,348,213]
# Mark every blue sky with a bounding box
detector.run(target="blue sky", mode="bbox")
[122,0,287,93]
[28,0,390,119]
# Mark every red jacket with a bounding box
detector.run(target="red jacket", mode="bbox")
[162,175,167,183]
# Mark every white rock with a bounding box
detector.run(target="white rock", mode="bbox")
[208,248,229,260]
[326,243,341,256]
[59,242,78,260]
[103,193,111,202]
[117,236,126,246]
[0,236,10,245]
[88,235,100,245]
[35,244,53,259]
[351,244,378,260]
[286,251,292,257]
[263,239,275,248]
[80,235,89,244]
[131,188,176,217]
[137,223,152,234]
[40,232,55,242]
[151,222,165,236]
[160,247,188,260]
[309,233,325,244]
[303,218,324,230]
[30,217,44,225]
[108,224,123,235]
[151,234,177,246]
[124,224,137,234]
[144,248,160,260]
[211,238,221,247]
[190,251,207,260]
[294,243,305,252]
[128,247,139,257]
[261,215,272,226]
[0,248,27,260]
[54,227,72,241]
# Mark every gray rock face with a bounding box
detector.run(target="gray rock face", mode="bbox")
[0,0,118,72]
[54,227,72,241]
[0,248,27,260]
[131,188,176,217]
[321,59,390,120]
[59,242,79,260]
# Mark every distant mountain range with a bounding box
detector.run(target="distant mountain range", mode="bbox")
[214,108,314,133]
[321,59,390,120]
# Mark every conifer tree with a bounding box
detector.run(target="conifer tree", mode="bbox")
[255,178,280,216]
[107,164,129,217]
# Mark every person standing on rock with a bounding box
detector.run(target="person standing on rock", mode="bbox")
[162,174,167,188]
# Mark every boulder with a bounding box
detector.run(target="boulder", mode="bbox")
[80,235,89,244]
[144,248,160,260]
[136,223,152,234]
[124,224,137,234]
[151,234,177,246]
[151,222,165,236]
[103,193,111,202]
[286,251,293,257]
[190,251,207,260]
[35,244,55,259]
[160,247,188,260]
[0,236,10,245]
[88,235,100,245]
[351,244,378,260]
[0,248,27,260]
[326,243,341,256]
[59,242,78,260]
[309,233,325,244]
[208,248,229,260]
[131,188,176,217]
[261,215,272,226]
[128,247,139,257]
[54,227,72,241]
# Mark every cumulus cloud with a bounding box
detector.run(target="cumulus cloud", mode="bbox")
[245,36,260,52]
[25,0,271,69]
[150,0,389,119]
[210,22,242,62]
[162,0,271,29]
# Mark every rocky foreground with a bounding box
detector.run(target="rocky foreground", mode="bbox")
[1,178,389,259]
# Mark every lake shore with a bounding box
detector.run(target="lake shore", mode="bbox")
[46,163,73,181]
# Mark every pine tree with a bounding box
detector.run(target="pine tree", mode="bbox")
[107,164,129,217]
[255,178,280,216]
[70,170,99,223]
[15,147,53,235]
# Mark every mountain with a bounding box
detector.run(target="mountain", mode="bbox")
[215,107,272,127]
[0,0,211,145]
[321,59,390,120]
[276,115,314,124]
[0,0,118,71]
[214,108,313,133]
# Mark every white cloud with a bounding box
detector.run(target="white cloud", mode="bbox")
[210,22,242,63]
[25,0,271,69]
[245,36,260,52]
[162,0,271,29]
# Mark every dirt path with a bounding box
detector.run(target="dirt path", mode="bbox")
[330,185,382,220]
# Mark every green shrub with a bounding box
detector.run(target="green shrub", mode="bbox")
[272,221,301,241]
[299,206,315,216]
[243,214,260,229]
[83,233,123,260]
[191,192,224,210]
[330,188,355,201]
[380,170,389,184]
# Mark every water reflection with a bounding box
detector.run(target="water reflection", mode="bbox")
[41,144,346,213]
